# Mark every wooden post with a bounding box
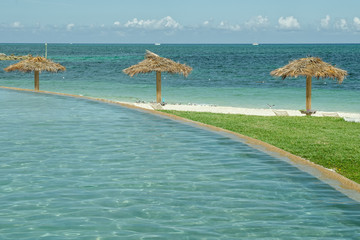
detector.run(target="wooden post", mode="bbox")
[45,43,47,58]
[306,75,312,112]
[34,70,40,91]
[156,71,161,103]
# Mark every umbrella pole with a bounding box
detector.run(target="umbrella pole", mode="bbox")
[306,75,312,113]
[156,71,161,103]
[34,70,40,91]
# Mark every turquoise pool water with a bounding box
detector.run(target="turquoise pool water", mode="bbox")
[1,89,360,239]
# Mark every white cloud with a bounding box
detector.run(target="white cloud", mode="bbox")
[66,23,75,31]
[124,18,144,28]
[160,16,181,29]
[113,21,121,27]
[353,17,360,31]
[201,19,214,28]
[200,19,241,31]
[218,21,241,31]
[278,16,300,30]
[245,15,269,30]
[335,19,348,30]
[124,16,181,30]
[11,21,22,28]
[320,15,331,29]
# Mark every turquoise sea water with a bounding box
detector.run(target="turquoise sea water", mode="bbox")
[1,88,360,239]
[0,43,359,113]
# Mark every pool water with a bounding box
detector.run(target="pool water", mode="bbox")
[0,89,360,239]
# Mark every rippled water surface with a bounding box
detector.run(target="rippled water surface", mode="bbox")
[1,89,360,239]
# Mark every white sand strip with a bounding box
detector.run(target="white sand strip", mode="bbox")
[1,86,358,120]
[122,102,360,120]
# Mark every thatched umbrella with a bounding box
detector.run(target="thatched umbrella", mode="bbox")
[123,50,192,103]
[4,56,66,91]
[271,57,347,115]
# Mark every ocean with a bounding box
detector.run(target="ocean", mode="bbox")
[0,43,359,113]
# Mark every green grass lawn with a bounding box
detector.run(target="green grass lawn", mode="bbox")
[162,111,360,183]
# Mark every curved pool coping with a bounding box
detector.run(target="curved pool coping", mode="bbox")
[2,86,360,201]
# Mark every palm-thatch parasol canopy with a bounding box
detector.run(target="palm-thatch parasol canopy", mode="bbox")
[123,50,192,103]
[4,56,66,91]
[271,57,347,115]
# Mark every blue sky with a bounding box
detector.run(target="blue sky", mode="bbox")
[1,0,360,43]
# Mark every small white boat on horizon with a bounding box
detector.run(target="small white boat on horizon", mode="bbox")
[252,43,259,46]
[155,43,161,46]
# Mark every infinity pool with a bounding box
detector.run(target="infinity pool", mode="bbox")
[1,89,360,239]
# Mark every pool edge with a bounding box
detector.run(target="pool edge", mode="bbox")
[2,86,360,199]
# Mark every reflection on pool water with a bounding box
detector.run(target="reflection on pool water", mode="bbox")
[0,89,360,239]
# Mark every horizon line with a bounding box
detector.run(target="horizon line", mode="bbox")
[1,42,360,45]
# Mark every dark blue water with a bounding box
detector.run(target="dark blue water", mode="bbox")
[1,43,359,112]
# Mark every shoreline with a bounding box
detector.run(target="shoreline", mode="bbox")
[128,101,360,121]
[1,85,359,120]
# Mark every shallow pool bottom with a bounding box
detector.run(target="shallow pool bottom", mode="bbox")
[0,89,360,239]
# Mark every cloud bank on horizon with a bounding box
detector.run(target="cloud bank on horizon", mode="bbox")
[6,15,360,32]
[1,0,360,43]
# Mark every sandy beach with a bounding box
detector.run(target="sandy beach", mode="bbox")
[124,101,360,122]
[1,85,359,121]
